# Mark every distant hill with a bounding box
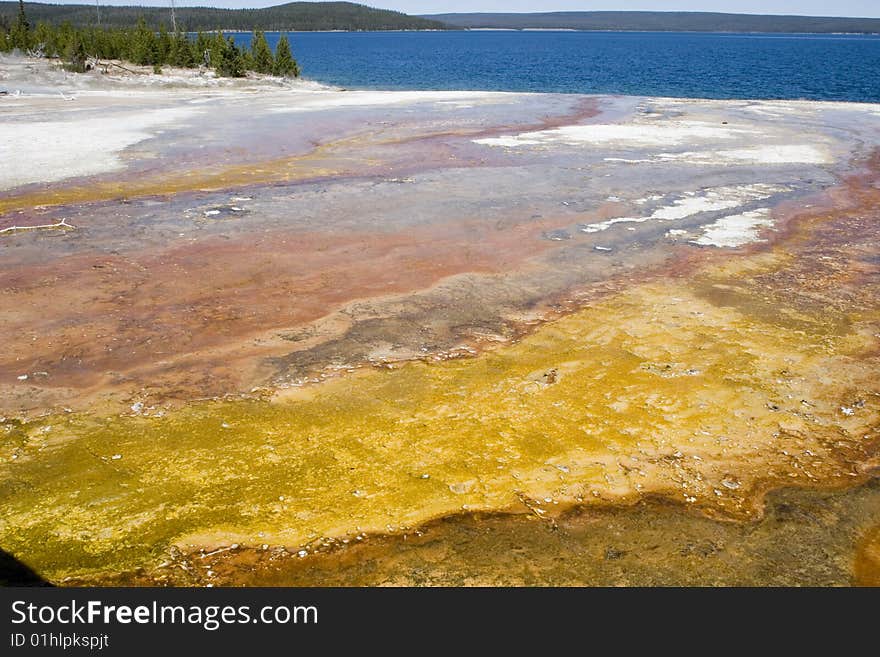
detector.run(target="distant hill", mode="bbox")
[421,11,880,34]
[0,2,449,31]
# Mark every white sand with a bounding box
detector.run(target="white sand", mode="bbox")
[474,121,748,148]
[714,145,831,165]
[655,144,831,165]
[0,106,199,189]
[580,184,786,233]
[269,90,504,113]
[692,209,774,247]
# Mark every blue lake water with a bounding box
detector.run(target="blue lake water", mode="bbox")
[229,30,880,102]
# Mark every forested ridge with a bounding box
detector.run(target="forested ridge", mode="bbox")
[0,2,449,32]
[422,11,880,34]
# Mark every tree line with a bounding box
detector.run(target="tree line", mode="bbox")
[0,1,449,32]
[423,10,880,33]
[1,2,300,78]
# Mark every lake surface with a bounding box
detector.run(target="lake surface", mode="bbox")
[231,30,880,102]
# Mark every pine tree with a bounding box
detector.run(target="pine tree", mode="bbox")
[33,22,55,57]
[157,24,171,65]
[169,30,194,68]
[16,0,28,33]
[213,34,244,78]
[250,30,273,74]
[272,34,299,78]
[0,18,12,53]
[11,0,30,51]
[64,32,87,72]
[209,30,227,70]
[131,17,157,65]
[195,31,211,67]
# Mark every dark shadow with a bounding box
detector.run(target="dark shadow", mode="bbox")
[0,549,53,586]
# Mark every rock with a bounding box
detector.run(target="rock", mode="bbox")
[605,547,626,560]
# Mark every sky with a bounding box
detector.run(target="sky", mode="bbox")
[43,1,880,19]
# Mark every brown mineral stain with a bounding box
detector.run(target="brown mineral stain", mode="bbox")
[75,477,880,587]
[855,524,880,586]
[0,213,567,413]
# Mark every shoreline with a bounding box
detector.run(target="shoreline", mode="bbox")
[5,53,880,105]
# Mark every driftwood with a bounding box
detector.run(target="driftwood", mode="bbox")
[0,218,76,235]
[91,58,143,76]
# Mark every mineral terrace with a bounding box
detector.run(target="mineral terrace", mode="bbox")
[1,56,878,586]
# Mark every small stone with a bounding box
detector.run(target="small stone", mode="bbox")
[16,374,27,381]
[448,480,476,494]
[111,454,122,460]
[297,550,308,558]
